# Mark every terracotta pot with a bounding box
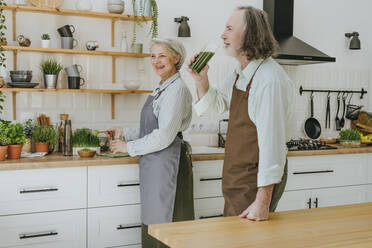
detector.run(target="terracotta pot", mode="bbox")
[35,142,49,153]
[8,144,23,159]
[0,146,8,161]
[22,138,32,153]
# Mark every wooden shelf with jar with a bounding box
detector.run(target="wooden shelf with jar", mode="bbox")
[0,87,153,120]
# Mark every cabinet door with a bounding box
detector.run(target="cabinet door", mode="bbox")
[0,167,86,216]
[312,185,367,208]
[367,155,372,184]
[194,197,224,220]
[88,164,140,207]
[367,185,372,202]
[193,160,223,199]
[0,209,86,248]
[275,190,312,212]
[87,204,141,248]
[286,154,368,191]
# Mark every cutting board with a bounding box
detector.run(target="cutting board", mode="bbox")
[29,0,64,8]
[98,152,129,158]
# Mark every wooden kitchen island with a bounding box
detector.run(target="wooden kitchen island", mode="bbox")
[149,203,372,248]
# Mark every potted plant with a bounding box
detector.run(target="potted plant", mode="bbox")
[32,125,58,153]
[7,123,26,159]
[131,0,158,46]
[0,0,7,70]
[339,129,361,147]
[40,59,63,89]
[0,120,10,161]
[72,128,100,155]
[22,119,35,153]
[41,33,51,48]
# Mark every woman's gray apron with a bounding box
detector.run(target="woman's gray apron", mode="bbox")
[139,79,182,225]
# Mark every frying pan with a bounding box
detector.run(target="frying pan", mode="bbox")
[304,92,321,139]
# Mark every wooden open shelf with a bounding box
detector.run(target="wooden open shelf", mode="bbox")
[2,4,152,46]
[0,88,152,120]
[3,46,150,84]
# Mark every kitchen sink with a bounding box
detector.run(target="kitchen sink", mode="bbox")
[191,146,225,155]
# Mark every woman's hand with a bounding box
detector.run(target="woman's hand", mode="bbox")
[105,126,125,140]
[110,139,128,153]
[187,53,210,99]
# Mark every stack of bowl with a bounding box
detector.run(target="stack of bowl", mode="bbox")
[8,71,38,88]
[107,0,125,14]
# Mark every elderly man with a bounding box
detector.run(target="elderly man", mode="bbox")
[188,6,294,221]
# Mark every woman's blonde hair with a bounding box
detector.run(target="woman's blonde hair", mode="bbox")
[237,6,278,60]
[151,38,186,71]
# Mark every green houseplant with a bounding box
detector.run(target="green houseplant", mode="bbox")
[40,59,63,89]
[7,123,26,159]
[32,125,58,153]
[0,120,10,161]
[0,0,8,114]
[131,0,158,46]
[339,129,361,147]
[41,33,51,48]
[72,128,100,156]
[22,118,34,152]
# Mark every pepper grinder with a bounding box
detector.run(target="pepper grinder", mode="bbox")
[63,120,73,156]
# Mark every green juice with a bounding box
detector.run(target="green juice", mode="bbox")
[190,51,215,73]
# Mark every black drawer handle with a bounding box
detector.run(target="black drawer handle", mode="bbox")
[199,214,223,219]
[200,177,222,182]
[117,224,142,230]
[117,183,140,187]
[19,231,58,239]
[293,170,334,175]
[19,188,58,194]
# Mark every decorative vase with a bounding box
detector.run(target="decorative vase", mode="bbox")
[41,39,50,48]
[35,142,49,153]
[22,138,32,153]
[44,74,58,89]
[134,0,151,17]
[340,140,361,148]
[0,146,8,161]
[7,144,23,159]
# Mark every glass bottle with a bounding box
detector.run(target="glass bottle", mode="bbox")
[120,32,128,52]
[190,42,219,73]
[63,120,73,156]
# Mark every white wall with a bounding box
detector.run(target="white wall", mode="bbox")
[0,0,371,146]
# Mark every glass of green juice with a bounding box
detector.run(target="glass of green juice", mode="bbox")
[190,43,218,73]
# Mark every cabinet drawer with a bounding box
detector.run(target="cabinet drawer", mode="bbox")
[194,197,224,220]
[0,209,86,248]
[88,164,140,207]
[0,167,86,216]
[88,204,141,248]
[193,160,223,199]
[286,154,368,191]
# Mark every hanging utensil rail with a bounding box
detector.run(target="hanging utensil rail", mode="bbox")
[299,86,367,99]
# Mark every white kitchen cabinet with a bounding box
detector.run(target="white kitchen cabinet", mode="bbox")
[0,167,86,216]
[193,160,223,199]
[367,155,372,184]
[367,184,372,202]
[286,154,368,191]
[0,209,86,248]
[194,197,224,220]
[277,185,368,212]
[87,204,141,248]
[88,164,140,207]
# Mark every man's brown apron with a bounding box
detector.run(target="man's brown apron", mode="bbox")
[222,64,287,216]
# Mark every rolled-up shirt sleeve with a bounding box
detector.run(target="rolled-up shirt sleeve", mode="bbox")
[252,82,287,187]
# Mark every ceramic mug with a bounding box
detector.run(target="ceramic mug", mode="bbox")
[65,64,83,77]
[61,37,78,49]
[57,24,75,37]
[68,76,85,89]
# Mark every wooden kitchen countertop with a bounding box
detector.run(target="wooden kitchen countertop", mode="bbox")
[149,202,372,248]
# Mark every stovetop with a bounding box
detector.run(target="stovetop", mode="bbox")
[286,139,338,151]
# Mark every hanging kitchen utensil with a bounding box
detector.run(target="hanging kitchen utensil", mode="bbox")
[346,92,363,120]
[325,91,331,129]
[339,92,348,128]
[304,92,321,139]
[335,92,341,131]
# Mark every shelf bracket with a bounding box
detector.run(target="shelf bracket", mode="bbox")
[13,50,18,70]
[111,19,117,47]
[112,56,117,83]
[12,9,17,41]
[12,92,17,120]
[111,93,116,119]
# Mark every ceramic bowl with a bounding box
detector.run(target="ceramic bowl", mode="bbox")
[77,149,96,158]
[9,70,32,82]
[123,80,140,90]
[108,0,124,5]
[108,3,125,14]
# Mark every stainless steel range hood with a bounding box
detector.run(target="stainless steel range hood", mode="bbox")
[263,0,336,65]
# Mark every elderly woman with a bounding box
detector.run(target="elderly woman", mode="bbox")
[107,38,194,248]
